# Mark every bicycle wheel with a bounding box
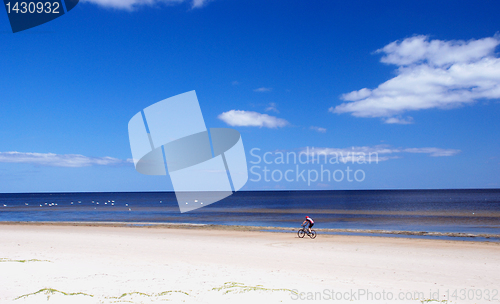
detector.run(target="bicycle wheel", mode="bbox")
[309,230,317,239]
[298,229,306,238]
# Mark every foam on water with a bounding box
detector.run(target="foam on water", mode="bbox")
[1,190,499,240]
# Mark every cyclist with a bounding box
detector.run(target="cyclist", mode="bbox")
[302,216,314,234]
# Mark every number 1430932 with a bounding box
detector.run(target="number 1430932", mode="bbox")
[5,2,60,14]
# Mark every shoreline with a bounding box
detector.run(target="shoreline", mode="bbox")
[1,223,499,303]
[2,221,499,241]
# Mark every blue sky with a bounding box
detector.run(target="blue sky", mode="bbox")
[0,0,499,192]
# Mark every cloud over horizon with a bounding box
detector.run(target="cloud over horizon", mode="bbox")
[81,0,211,10]
[310,126,327,133]
[0,152,132,168]
[301,145,460,162]
[265,102,279,113]
[331,35,500,123]
[253,87,272,92]
[218,110,289,128]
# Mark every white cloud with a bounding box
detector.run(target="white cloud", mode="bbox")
[301,145,460,163]
[218,110,288,128]
[383,116,414,124]
[402,147,461,157]
[310,126,327,133]
[377,35,499,66]
[254,87,272,92]
[265,102,279,113]
[81,0,208,10]
[0,152,132,168]
[231,80,240,85]
[303,146,398,162]
[191,0,211,8]
[331,35,500,120]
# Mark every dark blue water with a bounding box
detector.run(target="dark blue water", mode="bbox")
[1,190,499,236]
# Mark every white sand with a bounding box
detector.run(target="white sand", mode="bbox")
[1,223,499,304]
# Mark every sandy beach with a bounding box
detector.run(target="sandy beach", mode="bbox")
[1,223,499,304]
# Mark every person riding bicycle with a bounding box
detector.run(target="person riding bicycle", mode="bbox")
[302,216,314,234]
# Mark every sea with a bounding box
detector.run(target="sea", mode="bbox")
[1,189,499,241]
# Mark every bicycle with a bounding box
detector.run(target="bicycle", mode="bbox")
[298,224,316,239]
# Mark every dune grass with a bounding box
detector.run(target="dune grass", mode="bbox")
[0,258,51,263]
[213,281,298,295]
[107,290,189,299]
[420,299,448,303]
[14,288,189,302]
[15,283,295,302]
[14,288,93,300]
